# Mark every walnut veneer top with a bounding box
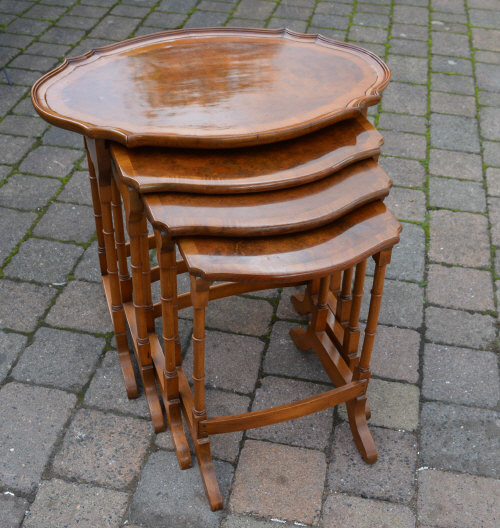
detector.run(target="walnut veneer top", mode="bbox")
[110,116,382,194]
[143,158,391,237]
[178,201,401,283]
[31,28,390,148]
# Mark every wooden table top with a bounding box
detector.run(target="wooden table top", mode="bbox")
[178,201,401,283]
[32,28,390,148]
[110,116,383,194]
[143,158,391,237]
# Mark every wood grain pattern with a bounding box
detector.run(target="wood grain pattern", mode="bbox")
[178,201,401,283]
[142,159,391,236]
[110,116,383,193]
[31,28,390,148]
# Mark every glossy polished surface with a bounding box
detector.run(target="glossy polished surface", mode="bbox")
[32,28,390,148]
[178,201,401,282]
[143,159,391,236]
[111,116,382,194]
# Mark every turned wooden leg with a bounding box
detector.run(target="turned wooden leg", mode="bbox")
[346,249,392,464]
[191,275,223,511]
[156,229,191,469]
[85,139,137,399]
[127,190,165,433]
[290,278,319,315]
[336,266,354,324]
[111,177,132,302]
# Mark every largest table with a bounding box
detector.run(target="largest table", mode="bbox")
[31,27,391,432]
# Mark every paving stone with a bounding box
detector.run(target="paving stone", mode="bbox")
[73,240,101,282]
[430,114,480,153]
[204,388,250,462]
[201,295,274,336]
[273,4,312,19]
[382,131,427,159]
[267,18,308,32]
[129,450,233,528]
[429,149,482,180]
[432,0,466,13]
[389,38,429,57]
[184,10,229,27]
[247,376,334,450]
[276,286,308,322]
[391,23,428,40]
[0,175,60,212]
[418,470,500,528]
[476,50,500,65]
[9,53,59,72]
[84,349,150,418]
[0,33,34,51]
[349,25,388,44]
[5,17,51,36]
[378,112,427,134]
[387,55,428,84]
[472,27,500,52]
[3,67,42,87]
[428,264,494,312]
[0,164,10,181]
[312,13,350,29]
[57,171,93,205]
[0,115,48,137]
[420,402,499,478]
[46,280,112,334]
[23,479,129,528]
[315,1,353,15]
[198,0,235,12]
[429,176,486,213]
[0,279,54,332]
[40,26,86,45]
[89,15,140,40]
[357,2,391,14]
[0,134,35,165]
[0,382,76,494]
[230,440,325,525]
[423,344,499,408]
[0,330,26,383]
[53,408,151,487]
[361,279,424,330]
[386,187,426,222]
[480,107,500,141]
[19,145,82,177]
[430,91,476,118]
[382,82,427,115]
[142,11,186,28]
[183,329,264,393]
[426,305,496,349]
[222,515,280,528]
[322,493,416,528]
[432,31,471,58]
[328,423,417,503]
[379,156,426,188]
[479,91,500,108]
[68,4,109,17]
[370,325,420,383]
[42,126,83,149]
[429,210,490,268]
[486,168,500,196]
[24,41,71,58]
[476,62,500,93]
[5,237,83,283]
[484,141,500,167]
[431,55,473,75]
[264,320,330,383]
[0,493,28,528]
[0,0,32,15]
[383,222,426,282]
[338,378,420,431]
[226,18,267,29]
[393,4,428,24]
[13,326,104,390]
[0,207,37,265]
[34,202,95,243]
[234,0,276,19]
[431,73,475,95]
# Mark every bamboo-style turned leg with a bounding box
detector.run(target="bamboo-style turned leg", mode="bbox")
[140,216,155,333]
[156,229,191,469]
[85,139,137,399]
[342,260,367,370]
[346,249,392,464]
[127,191,165,432]
[336,266,354,324]
[190,276,223,511]
[111,177,131,303]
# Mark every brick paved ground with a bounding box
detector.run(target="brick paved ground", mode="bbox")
[1,0,499,526]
